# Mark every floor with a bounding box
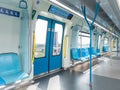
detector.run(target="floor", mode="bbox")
[17,52,120,90]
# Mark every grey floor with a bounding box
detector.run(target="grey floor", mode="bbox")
[18,52,120,90]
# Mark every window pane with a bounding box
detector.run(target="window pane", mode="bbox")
[53,23,63,55]
[78,33,90,48]
[35,19,48,58]
[98,35,101,49]
[104,38,108,46]
[82,37,90,48]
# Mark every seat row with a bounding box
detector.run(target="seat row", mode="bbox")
[71,47,101,62]
[0,46,109,85]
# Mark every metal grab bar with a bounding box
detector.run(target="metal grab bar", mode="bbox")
[81,2,100,86]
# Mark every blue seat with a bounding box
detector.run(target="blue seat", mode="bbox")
[71,48,81,60]
[0,53,28,85]
[96,49,101,56]
[81,48,89,61]
[103,46,109,52]
[71,48,89,62]
[88,47,97,58]
[0,77,5,85]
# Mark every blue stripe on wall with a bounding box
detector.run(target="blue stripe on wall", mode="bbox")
[0,7,20,17]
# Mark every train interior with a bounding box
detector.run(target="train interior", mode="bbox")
[0,0,120,90]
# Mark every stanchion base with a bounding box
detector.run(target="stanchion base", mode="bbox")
[89,82,93,87]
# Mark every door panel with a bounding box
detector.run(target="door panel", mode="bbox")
[34,16,51,75]
[49,21,65,71]
[34,16,65,75]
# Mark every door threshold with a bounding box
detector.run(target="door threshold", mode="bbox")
[34,68,62,80]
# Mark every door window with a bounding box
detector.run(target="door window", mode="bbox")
[35,19,48,58]
[53,23,63,55]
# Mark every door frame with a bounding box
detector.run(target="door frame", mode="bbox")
[34,15,65,75]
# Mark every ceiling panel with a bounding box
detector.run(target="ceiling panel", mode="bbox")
[100,0,120,31]
[56,0,120,33]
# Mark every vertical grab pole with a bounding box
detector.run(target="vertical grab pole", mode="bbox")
[89,25,93,85]
[117,38,118,56]
[81,2,100,86]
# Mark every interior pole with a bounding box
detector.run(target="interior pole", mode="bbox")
[81,2,100,86]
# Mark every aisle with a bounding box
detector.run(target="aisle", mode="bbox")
[18,53,120,90]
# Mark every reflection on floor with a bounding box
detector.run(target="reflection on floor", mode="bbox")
[47,75,61,90]
[18,52,120,90]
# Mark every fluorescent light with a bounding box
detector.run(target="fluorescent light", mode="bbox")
[49,0,119,38]
[117,0,120,10]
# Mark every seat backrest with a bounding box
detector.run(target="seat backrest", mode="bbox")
[103,46,108,52]
[97,49,100,53]
[0,53,20,75]
[71,48,80,59]
[92,48,97,54]
[77,48,81,57]
[88,47,97,54]
[81,48,89,57]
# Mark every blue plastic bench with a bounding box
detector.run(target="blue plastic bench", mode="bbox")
[0,53,29,85]
[103,46,109,52]
[96,49,101,56]
[88,47,98,58]
[0,77,5,85]
[71,48,81,60]
[71,48,96,62]
[71,48,89,63]
[81,48,90,61]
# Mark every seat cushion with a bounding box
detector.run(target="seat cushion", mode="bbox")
[0,77,5,85]
[80,57,88,62]
[96,53,100,56]
[0,71,29,84]
[92,55,96,58]
[0,53,21,75]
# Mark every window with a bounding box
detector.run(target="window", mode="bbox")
[104,38,108,46]
[97,35,101,49]
[113,39,116,48]
[53,23,63,55]
[79,32,90,48]
[81,37,90,48]
[35,19,48,58]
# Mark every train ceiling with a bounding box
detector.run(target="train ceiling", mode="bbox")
[56,0,120,35]
[0,0,120,36]
[100,0,120,33]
